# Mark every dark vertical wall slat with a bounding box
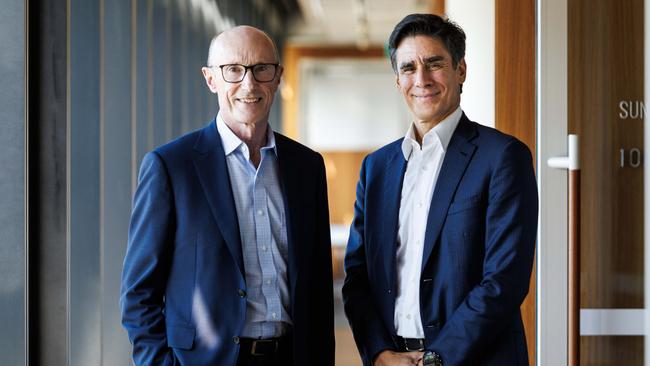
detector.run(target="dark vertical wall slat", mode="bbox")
[179,0,190,133]
[199,15,209,123]
[152,0,168,147]
[0,0,26,364]
[101,0,133,364]
[146,0,154,152]
[28,0,68,364]
[69,0,101,364]
[171,0,183,137]
[207,23,218,120]
[165,0,173,141]
[190,12,204,130]
[135,0,150,178]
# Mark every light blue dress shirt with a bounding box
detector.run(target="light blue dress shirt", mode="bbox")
[216,114,291,339]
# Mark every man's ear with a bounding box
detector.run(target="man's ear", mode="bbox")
[275,65,285,86]
[201,67,219,93]
[457,58,467,83]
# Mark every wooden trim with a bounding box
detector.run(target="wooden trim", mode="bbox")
[281,45,385,139]
[495,1,536,365]
[568,170,580,366]
[429,0,445,16]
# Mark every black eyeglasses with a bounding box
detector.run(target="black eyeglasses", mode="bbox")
[213,63,279,83]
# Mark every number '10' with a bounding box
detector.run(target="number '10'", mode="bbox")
[620,148,642,168]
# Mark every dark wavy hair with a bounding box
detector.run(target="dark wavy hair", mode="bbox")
[388,13,466,73]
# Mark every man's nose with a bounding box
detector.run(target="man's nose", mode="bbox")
[240,68,258,88]
[414,67,433,87]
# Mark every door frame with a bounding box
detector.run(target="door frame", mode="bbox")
[643,0,650,366]
[536,0,569,364]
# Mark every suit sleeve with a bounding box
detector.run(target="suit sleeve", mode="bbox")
[342,157,396,365]
[312,154,336,366]
[429,138,538,365]
[120,152,177,366]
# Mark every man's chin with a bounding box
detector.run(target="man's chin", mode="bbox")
[232,112,267,125]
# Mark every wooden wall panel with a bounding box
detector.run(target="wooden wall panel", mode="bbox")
[495,1,536,364]
[495,0,535,157]
[581,337,643,366]
[321,151,370,225]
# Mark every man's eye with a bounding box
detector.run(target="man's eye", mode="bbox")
[256,65,269,71]
[400,67,415,74]
[226,66,242,73]
[426,63,443,70]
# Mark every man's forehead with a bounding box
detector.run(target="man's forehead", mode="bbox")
[211,44,276,68]
[395,36,451,62]
[209,26,278,65]
[396,51,449,65]
[217,42,275,61]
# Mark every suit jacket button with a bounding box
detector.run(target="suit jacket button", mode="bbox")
[387,289,392,294]
[233,336,240,344]
[238,289,246,298]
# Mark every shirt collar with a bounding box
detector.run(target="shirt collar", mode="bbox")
[216,113,277,157]
[401,106,462,160]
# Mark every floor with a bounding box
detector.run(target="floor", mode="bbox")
[334,276,363,366]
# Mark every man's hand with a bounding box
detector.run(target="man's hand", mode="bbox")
[374,350,423,366]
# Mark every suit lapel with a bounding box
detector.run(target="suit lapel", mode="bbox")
[193,121,245,277]
[274,135,301,301]
[378,146,407,294]
[421,116,477,271]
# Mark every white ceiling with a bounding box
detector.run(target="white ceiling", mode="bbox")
[288,0,430,46]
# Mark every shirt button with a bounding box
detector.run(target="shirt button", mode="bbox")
[238,289,246,298]
[272,312,277,319]
[266,279,271,285]
[233,336,240,344]
[406,314,412,320]
[261,245,267,251]
[257,209,264,216]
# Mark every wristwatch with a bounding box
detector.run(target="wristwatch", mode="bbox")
[422,350,443,366]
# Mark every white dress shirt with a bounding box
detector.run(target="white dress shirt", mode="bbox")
[394,106,462,338]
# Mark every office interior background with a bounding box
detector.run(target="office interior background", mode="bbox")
[1,0,648,364]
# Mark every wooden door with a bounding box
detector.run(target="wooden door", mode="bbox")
[569,0,645,364]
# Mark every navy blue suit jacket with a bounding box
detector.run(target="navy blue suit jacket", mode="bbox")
[343,114,538,366]
[120,121,335,366]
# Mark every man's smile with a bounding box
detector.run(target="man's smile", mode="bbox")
[236,97,262,104]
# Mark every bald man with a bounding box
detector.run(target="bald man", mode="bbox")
[120,26,335,366]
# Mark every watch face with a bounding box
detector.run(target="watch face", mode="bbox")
[423,351,442,366]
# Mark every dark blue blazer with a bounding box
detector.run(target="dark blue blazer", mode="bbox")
[120,120,335,366]
[343,114,538,366]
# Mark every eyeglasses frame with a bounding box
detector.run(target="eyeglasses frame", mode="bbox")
[210,63,280,83]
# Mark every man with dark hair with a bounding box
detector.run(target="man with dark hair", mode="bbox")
[120,26,334,366]
[343,13,537,366]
